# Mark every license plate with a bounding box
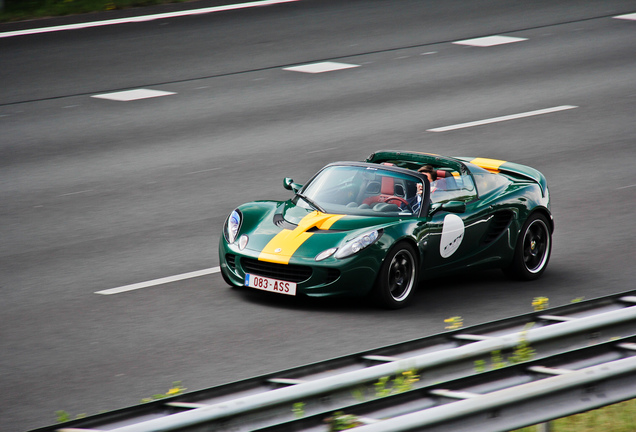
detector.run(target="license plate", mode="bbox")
[245,274,297,296]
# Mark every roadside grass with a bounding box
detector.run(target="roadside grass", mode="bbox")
[0,0,190,22]
[513,398,636,432]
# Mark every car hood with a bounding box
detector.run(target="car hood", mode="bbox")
[239,200,400,264]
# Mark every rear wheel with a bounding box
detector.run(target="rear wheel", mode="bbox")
[373,242,418,309]
[504,213,552,280]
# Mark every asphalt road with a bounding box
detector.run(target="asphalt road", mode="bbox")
[1,1,635,430]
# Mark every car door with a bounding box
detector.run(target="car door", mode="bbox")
[419,171,493,272]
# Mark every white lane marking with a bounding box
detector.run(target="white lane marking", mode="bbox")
[614,13,636,21]
[427,105,578,132]
[95,267,220,295]
[617,184,636,190]
[58,190,93,197]
[308,147,338,154]
[186,167,222,175]
[0,0,300,39]
[453,35,528,47]
[92,89,176,101]
[283,62,360,74]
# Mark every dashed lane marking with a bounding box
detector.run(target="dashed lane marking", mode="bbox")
[614,13,636,21]
[92,89,176,101]
[0,0,300,39]
[58,190,93,197]
[95,267,220,295]
[453,35,528,47]
[308,147,338,154]
[427,105,578,132]
[186,167,222,175]
[283,62,360,74]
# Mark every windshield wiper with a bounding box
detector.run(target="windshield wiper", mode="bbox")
[296,193,326,213]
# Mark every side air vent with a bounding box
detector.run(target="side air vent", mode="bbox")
[481,211,514,245]
[226,254,236,270]
[273,213,297,230]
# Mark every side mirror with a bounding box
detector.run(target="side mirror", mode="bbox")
[429,200,466,216]
[283,177,302,193]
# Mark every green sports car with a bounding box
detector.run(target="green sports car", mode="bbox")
[219,150,553,309]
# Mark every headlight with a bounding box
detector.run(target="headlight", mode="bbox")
[315,247,337,262]
[238,234,249,250]
[223,209,242,243]
[334,229,382,259]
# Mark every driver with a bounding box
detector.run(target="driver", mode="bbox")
[418,165,438,192]
[403,165,437,214]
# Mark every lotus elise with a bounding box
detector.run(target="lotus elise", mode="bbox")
[219,150,553,308]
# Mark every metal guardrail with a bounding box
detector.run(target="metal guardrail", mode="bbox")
[263,336,636,431]
[32,289,636,432]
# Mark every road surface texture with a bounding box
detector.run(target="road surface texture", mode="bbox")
[1,1,635,430]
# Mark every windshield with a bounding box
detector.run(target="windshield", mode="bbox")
[298,165,424,217]
[428,168,477,204]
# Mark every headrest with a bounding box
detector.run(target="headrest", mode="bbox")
[381,177,395,195]
[436,169,449,179]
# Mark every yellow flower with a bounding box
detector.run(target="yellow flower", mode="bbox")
[444,316,463,330]
[166,384,185,396]
[532,297,549,311]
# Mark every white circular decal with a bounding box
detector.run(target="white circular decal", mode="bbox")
[440,214,465,258]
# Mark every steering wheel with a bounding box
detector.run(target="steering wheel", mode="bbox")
[385,197,412,211]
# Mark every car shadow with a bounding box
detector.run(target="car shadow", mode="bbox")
[230,269,520,313]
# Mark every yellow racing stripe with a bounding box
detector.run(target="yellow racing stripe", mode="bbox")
[469,157,507,172]
[258,211,344,264]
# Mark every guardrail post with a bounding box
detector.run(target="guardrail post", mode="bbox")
[536,422,551,432]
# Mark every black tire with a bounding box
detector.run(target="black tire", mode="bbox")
[373,242,418,309]
[504,213,552,280]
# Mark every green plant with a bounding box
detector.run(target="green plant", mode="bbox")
[474,359,486,373]
[351,386,366,402]
[392,369,419,394]
[55,410,86,423]
[509,323,536,364]
[55,410,70,423]
[474,324,537,373]
[140,381,186,403]
[292,402,305,418]
[325,411,363,431]
[513,398,636,431]
[491,350,507,369]
[0,0,192,23]
[373,376,392,398]
[373,369,420,398]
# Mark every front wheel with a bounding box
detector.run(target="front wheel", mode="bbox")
[373,242,418,309]
[504,213,552,280]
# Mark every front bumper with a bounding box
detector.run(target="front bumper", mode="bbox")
[219,240,379,298]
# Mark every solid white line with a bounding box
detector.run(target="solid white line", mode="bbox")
[617,184,636,190]
[0,0,299,39]
[95,267,220,295]
[427,105,578,132]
